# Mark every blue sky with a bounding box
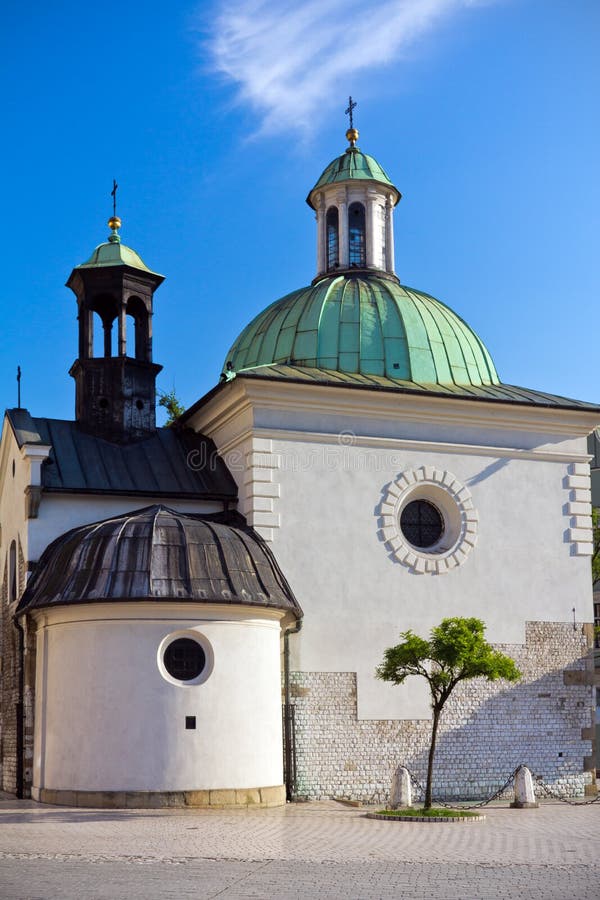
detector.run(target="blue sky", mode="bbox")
[1,0,598,423]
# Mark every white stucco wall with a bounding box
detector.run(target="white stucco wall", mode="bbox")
[188,380,598,722]
[33,603,284,793]
[0,420,34,581]
[270,436,592,719]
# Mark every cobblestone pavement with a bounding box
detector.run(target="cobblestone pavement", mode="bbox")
[1,795,599,899]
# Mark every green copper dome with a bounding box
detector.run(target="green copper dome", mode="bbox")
[224,274,499,387]
[308,147,399,206]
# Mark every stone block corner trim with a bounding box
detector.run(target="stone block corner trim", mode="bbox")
[565,462,593,556]
[378,466,478,575]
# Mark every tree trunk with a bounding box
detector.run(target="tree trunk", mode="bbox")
[425,707,441,809]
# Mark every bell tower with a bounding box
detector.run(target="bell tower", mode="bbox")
[67,215,164,442]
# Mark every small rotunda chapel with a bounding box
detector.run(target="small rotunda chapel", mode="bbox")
[0,118,598,806]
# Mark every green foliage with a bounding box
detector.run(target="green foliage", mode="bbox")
[157,389,185,427]
[592,508,600,586]
[376,617,521,808]
[376,617,521,711]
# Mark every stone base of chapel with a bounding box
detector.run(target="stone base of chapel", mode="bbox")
[33,784,286,809]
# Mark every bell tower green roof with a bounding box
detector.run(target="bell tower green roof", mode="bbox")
[77,239,156,274]
[75,217,162,278]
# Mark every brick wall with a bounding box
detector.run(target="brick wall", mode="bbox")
[0,542,35,798]
[289,622,595,802]
[0,561,18,793]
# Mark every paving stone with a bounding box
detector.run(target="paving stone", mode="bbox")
[1,795,599,898]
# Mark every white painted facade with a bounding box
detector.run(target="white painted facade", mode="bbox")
[187,378,598,721]
[32,603,285,795]
[0,418,45,592]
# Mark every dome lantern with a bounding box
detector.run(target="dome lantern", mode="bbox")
[307,110,401,281]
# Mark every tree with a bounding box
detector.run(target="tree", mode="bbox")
[157,389,185,427]
[376,617,521,809]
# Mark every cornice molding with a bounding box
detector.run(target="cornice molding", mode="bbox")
[190,378,600,439]
[204,425,590,467]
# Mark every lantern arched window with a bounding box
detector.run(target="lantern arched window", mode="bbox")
[348,202,366,267]
[326,207,339,271]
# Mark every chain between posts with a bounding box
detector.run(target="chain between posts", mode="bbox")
[401,765,600,809]
[531,773,600,806]
[404,766,521,810]
[336,766,600,809]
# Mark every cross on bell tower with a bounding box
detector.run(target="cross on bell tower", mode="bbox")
[66,199,164,442]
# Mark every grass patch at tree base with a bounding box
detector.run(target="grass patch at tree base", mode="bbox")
[377,807,481,818]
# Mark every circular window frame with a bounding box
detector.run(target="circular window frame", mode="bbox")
[157,630,214,687]
[379,466,478,574]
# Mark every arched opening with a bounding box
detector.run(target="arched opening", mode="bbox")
[92,312,115,358]
[9,540,17,602]
[90,295,118,358]
[348,202,366,267]
[126,313,136,358]
[326,206,339,271]
[127,296,150,361]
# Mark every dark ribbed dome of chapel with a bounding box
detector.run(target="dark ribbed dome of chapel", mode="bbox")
[18,506,301,616]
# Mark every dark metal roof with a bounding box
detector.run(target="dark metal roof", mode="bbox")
[18,505,301,617]
[6,409,237,500]
[228,365,600,412]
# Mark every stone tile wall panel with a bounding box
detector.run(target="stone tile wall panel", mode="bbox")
[290,622,594,802]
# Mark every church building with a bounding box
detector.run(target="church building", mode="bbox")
[1,124,598,806]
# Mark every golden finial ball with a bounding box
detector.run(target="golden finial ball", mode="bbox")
[346,128,359,145]
[108,215,122,231]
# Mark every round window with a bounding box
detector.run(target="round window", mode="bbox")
[400,499,444,549]
[163,637,206,681]
[378,466,479,574]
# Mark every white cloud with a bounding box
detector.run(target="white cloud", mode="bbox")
[207,0,498,136]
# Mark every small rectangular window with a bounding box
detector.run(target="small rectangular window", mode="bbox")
[185,716,196,730]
